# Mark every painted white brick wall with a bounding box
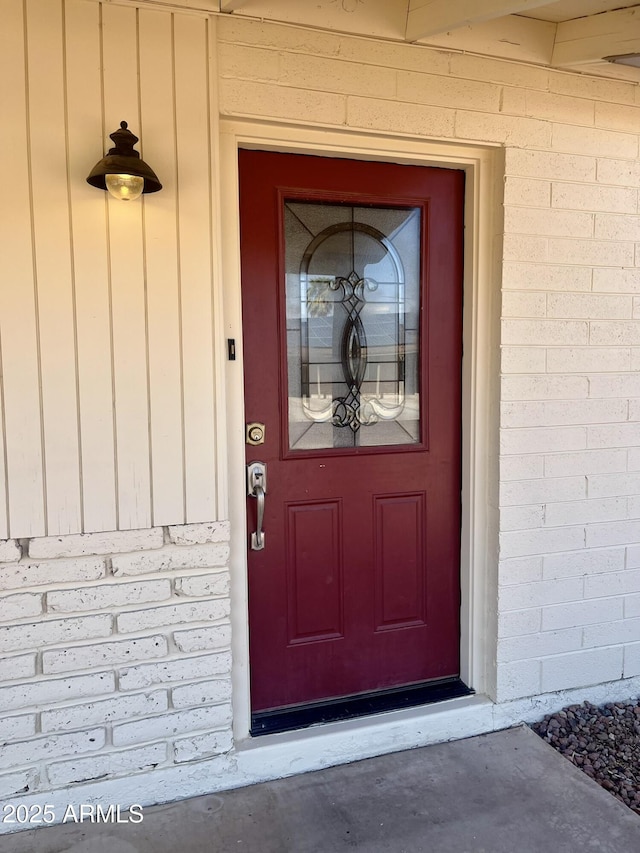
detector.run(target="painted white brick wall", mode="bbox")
[217,16,640,706]
[2,10,640,813]
[0,522,232,800]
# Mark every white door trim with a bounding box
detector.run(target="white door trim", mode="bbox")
[218,118,502,745]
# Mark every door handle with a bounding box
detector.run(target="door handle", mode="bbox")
[247,461,267,550]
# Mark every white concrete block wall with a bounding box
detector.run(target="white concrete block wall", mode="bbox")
[498,135,640,700]
[218,17,640,705]
[0,523,232,800]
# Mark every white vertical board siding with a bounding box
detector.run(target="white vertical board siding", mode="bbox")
[209,18,228,521]
[27,0,82,536]
[0,0,45,537]
[139,10,185,527]
[175,15,218,523]
[65,0,117,533]
[0,1,222,538]
[102,3,151,531]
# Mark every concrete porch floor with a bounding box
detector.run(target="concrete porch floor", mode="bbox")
[3,725,640,852]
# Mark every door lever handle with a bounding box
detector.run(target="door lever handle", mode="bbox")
[247,461,267,551]
[253,483,265,550]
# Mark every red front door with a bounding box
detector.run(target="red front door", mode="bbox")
[240,150,464,718]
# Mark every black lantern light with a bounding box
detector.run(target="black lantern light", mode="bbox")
[86,121,162,201]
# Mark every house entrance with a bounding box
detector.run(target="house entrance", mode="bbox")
[239,150,467,733]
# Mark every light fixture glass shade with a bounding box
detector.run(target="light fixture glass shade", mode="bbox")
[87,121,162,199]
[105,173,144,201]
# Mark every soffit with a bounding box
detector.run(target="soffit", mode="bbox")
[519,1,638,23]
[215,0,640,79]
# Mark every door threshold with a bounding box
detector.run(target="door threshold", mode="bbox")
[251,677,473,736]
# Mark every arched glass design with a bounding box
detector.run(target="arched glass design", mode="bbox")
[285,202,421,450]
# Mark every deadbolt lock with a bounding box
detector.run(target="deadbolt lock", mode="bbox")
[246,422,265,446]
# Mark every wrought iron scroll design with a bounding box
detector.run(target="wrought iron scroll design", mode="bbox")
[299,220,406,432]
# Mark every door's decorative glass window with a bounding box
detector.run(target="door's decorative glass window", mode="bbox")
[285,202,421,450]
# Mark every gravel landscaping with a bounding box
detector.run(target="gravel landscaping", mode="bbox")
[531,700,640,815]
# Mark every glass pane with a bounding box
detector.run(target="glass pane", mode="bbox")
[285,202,421,451]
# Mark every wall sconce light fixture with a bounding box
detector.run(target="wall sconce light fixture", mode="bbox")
[86,121,162,201]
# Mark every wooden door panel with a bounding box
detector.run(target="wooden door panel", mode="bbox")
[286,500,343,644]
[374,492,426,630]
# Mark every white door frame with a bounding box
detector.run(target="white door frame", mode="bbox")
[218,118,502,748]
